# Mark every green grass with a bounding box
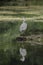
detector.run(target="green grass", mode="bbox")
[0,21,21,49]
[0,13,40,17]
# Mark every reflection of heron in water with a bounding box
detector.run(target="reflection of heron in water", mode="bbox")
[19,48,27,62]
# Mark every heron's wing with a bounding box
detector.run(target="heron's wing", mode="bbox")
[19,48,27,56]
[20,23,27,32]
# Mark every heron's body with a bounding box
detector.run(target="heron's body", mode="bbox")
[20,22,27,32]
[20,48,27,57]
[19,17,27,33]
[19,48,27,62]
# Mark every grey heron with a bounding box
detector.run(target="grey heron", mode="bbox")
[20,17,27,33]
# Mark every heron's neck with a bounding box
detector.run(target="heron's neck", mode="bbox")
[20,56,25,62]
[23,20,25,23]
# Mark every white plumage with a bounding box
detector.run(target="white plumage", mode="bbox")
[20,18,27,32]
[19,48,27,62]
[20,48,27,57]
[20,56,25,62]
